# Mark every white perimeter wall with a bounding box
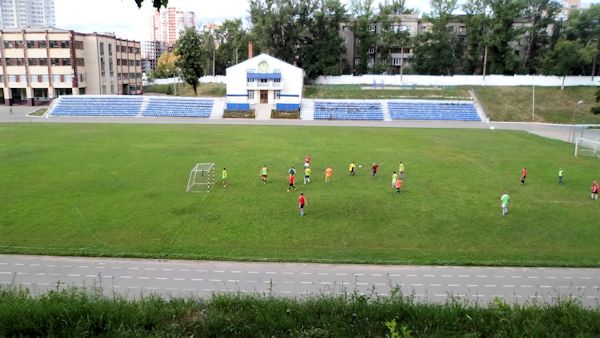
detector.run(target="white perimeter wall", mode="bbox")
[148,74,600,88]
[313,74,600,87]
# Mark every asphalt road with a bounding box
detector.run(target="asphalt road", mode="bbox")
[1,255,598,307]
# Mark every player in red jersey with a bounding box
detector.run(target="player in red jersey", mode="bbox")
[298,193,307,216]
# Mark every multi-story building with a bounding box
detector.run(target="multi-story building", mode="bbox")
[0,27,142,105]
[141,40,171,73]
[0,0,55,29]
[150,7,195,46]
[340,14,422,74]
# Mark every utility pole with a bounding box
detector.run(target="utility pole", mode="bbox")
[400,46,404,84]
[532,81,535,120]
[482,45,488,83]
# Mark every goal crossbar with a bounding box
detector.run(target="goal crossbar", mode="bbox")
[186,162,215,192]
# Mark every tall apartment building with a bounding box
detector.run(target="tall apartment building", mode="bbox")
[150,7,196,46]
[0,28,142,105]
[0,0,55,29]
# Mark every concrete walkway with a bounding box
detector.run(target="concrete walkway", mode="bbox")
[1,255,599,307]
[0,109,581,144]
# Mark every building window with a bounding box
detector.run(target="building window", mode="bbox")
[62,58,71,66]
[51,58,60,66]
[8,75,17,82]
[4,41,14,48]
[368,46,375,54]
[30,75,38,83]
[39,58,48,66]
[28,58,37,66]
[52,75,60,82]
[38,40,47,48]
[26,41,35,48]
[42,75,49,82]
[274,78,281,83]
[108,44,112,56]
[274,90,281,99]
[76,58,85,66]
[342,25,348,31]
[100,42,104,55]
[391,57,402,66]
[344,37,349,44]
[16,58,24,66]
[247,90,254,99]
[18,75,26,82]
[368,24,376,32]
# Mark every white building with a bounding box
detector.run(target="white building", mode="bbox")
[0,0,55,29]
[225,53,303,112]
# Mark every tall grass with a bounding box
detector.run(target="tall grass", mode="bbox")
[1,285,598,336]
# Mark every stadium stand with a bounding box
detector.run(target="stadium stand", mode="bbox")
[48,95,216,118]
[388,100,481,121]
[49,95,143,116]
[313,101,384,120]
[142,97,214,117]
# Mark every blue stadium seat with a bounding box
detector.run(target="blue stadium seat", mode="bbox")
[313,101,384,120]
[142,97,214,118]
[388,101,481,121]
[50,96,143,116]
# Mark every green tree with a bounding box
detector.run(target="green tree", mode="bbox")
[175,27,205,94]
[486,0,524,74]
[300,0,347,78]
[542,39,594,89]
[463,0,492,74]
[133,0,168,10]
[564,5,600,76]
[592,88,600,115]
[351,0,376,74]
[215,19,249,74]
[154,52,177,78]
[375,0,414,74]
[518,0,562,73]
[249,0,308,64]
[412,0,460,75]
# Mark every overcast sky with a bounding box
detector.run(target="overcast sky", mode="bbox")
[54,0,439,41]
[55,0,597,42]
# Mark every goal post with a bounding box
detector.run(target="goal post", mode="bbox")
[574,138,600,158]
[186,163,215,192]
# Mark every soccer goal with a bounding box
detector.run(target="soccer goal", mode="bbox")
[574,138,600,158]
[186,163,215,192]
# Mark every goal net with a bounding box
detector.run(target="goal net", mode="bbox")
[574,138,600,158]
[186,163,215,192]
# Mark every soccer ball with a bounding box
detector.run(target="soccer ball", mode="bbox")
[358,164,362,168]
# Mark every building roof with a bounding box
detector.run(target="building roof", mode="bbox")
[226,53,303,73]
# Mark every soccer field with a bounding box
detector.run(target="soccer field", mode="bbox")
[1,123,599,266]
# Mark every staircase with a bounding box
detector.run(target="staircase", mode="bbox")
[138,96,150,117]
[300,99,314,120]
[210,98,225,119]
[382,101,391,121]
[254,104,272,120]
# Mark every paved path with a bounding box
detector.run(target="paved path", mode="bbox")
[1,255,599,307]
[0,111,583,144]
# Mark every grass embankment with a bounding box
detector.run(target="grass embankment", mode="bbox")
[304,85,470,100]
[1,286,599,336]
[1,124,600,266]
[28,108,47,116]
[474,87,599,124]
[143,83,225,97]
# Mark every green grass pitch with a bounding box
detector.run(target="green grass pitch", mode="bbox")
[1,123,599,266]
